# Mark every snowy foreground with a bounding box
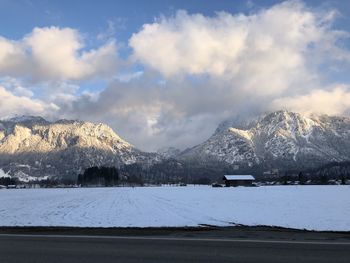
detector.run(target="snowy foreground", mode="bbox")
[0,185,349,231]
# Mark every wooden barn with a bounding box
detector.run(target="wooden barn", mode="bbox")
[223,175,255,187]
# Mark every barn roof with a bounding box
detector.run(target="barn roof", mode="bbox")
[223,175,255,181]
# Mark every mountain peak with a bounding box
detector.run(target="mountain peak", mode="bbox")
[0,116,159,180]
[180,110,350,170]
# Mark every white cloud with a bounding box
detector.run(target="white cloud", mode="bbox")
[57,1,350,151]
[0,77,34,97]
[58,75,262,151]
[0,27,119,120]
[1,1,350,151]
[13,86,34,97]
[0,86,58,118]
[271,85,350,116]
[0,27,119,82]
[0,37,27,76]
[130,1,349,97]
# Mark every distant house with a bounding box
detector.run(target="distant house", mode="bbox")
[223,175,255,187]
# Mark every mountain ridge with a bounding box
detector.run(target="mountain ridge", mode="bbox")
[179,110,350,171]
[0,116,158,181]
[1,110,350,182]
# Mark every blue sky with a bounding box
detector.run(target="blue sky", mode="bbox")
[1,0,349,87]
[0,0,350,150]
[1,0,349,84]
[1,0,349,47]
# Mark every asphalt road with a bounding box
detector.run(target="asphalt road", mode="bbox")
[1,231,350,263]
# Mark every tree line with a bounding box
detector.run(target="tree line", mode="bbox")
[77,166,119,187]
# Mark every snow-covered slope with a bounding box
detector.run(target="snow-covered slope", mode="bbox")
[0,116,157,180]
[157,147,181,159]
[1,111,350,181]
[180,111,350,170]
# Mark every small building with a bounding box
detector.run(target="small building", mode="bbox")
[223,175,255,187]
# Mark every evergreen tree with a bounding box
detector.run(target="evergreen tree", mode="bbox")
[341,175,346,185]
[319,174,329,185]
[78,166,119,186]
[298,172,306,185]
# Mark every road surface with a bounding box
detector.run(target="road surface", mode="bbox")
[1,227,350,263]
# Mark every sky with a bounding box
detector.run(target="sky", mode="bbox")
[0,0,350,151]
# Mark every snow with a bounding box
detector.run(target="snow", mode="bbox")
[228,128,252,141]
[0,185,349,231]
[0,169,48,183]
[224,175,255,180]
[0,169,10,178]
[14,171,49,183]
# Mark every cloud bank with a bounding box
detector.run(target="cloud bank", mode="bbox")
[0,86,57,118]
[0,1,350,151]
[130,1,348,97]
[0,26,118,82]
[272,85,350,116]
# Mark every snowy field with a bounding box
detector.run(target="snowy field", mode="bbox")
[0,185,349,231]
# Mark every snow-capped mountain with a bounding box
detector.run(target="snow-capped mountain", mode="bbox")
[1,111,350,182]
[179,111,350,171]
[0,116,157,180]
[157,147,181,159]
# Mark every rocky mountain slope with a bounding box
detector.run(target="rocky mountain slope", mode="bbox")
[0,116,157,181]
[157,147,181,159]
[1,111,350,183]
[179,111,350,171]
